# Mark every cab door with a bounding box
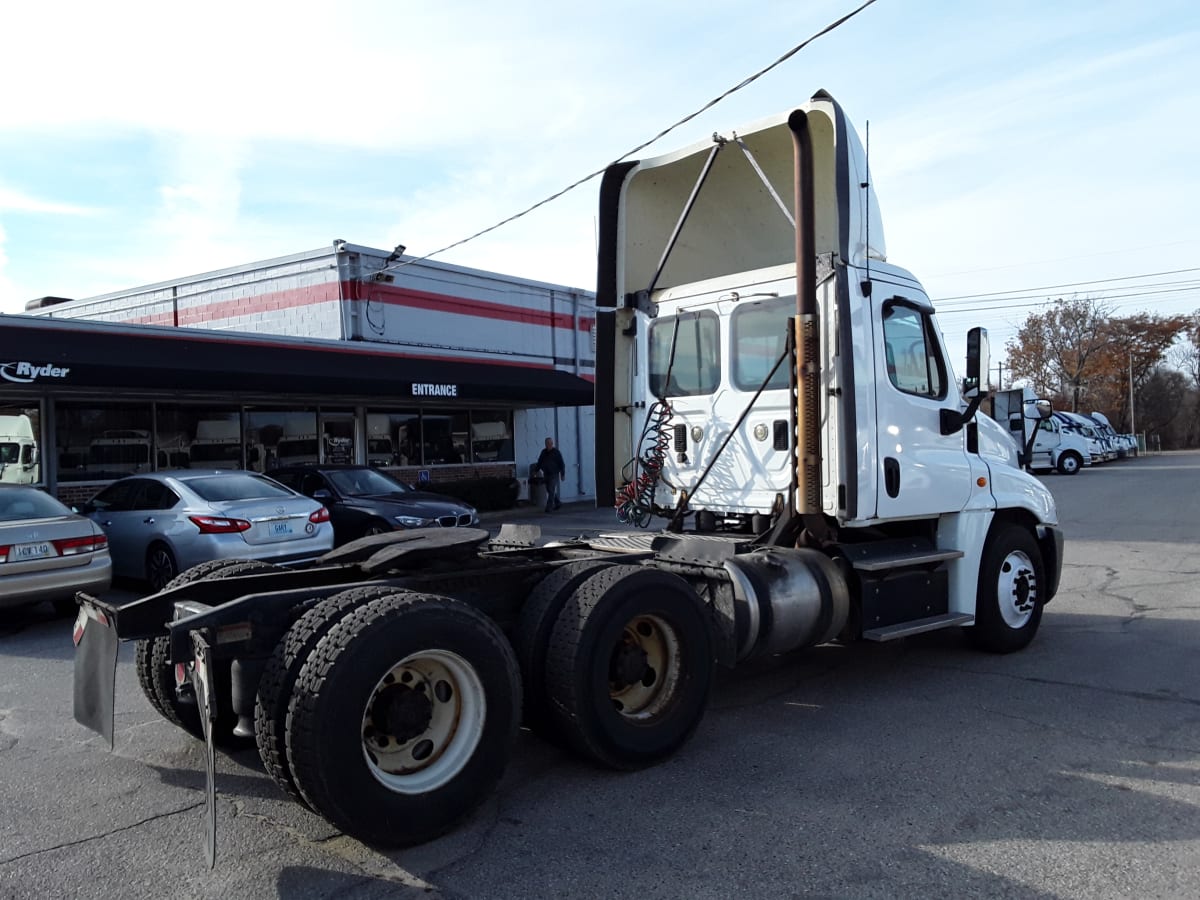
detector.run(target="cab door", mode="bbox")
[873,296,973,520]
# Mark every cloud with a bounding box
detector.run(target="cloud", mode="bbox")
[0,186,94,216]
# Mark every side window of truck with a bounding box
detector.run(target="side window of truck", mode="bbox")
[881,301,946,399]
[732,296,794,391]
[648,310,720,397]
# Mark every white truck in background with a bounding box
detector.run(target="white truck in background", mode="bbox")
[73,91,1064,862]
[189,419,243,469]
[0,414,39,484]
[989,388,1091,474]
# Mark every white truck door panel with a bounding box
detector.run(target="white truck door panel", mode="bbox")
[873,297,972,519]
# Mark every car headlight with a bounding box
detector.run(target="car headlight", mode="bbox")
[396,515,435,528]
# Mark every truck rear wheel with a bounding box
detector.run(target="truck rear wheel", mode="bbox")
[254,585,399,803]
[513,560,615,739]
[134,559,279,742]
[967,524,1045,653]
[545,565,714,770]
[285,592,521,846]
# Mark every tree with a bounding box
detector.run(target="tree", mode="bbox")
[1006,297,1111,409]
[1006,297,1189,429]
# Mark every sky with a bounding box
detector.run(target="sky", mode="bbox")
[2,0,1199,371]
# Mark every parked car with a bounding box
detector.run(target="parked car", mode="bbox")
[0,484,112,613]
[80,470,333,591]
[267,464,479,545]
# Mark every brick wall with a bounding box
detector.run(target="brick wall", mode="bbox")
[56,482,104,508]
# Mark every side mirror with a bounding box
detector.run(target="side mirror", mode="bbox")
[964,327,990,399]
[312,488,333,502]
[1030,399,1053,419]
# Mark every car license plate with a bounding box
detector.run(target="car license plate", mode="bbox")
[269,521,293,537]
[12,541,54,561]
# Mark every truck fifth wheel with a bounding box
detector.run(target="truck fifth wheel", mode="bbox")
[72,90,1063,862]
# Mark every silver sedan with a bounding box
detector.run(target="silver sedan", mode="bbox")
[0,485,112,612]
[81,470,334,591]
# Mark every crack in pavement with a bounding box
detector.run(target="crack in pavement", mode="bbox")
[977,705,1200,755]
[0,801,204,867]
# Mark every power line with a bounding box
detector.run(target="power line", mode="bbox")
[376,0,880,275]
[935,283,1200,316]
[934,267,1200,304]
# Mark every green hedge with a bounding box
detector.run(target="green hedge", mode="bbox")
[428,476,520,511]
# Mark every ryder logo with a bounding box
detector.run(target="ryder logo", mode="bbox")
[0,361,71,384]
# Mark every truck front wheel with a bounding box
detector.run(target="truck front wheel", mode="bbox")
[1057,451,1083,475]
[545,566,714,770]
[285,592,521,846]
[967,524,1045,653]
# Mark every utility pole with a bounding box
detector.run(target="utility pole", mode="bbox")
[995,360,1004,390]
[1128,349,1136,435]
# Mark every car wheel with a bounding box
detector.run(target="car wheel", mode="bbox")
[145,543,179,592]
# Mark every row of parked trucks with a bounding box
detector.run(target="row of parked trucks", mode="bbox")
[987,388,1139,475]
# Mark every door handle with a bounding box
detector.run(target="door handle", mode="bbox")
[103,520,113,527]
[883,457,901,498]
[143,517,155,525]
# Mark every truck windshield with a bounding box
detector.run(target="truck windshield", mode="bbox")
[0,443,19,464]
[648,310,720,398]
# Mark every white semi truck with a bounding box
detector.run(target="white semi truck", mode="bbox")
[0,413,39,484]
[72,91,1063,862]
[989,387,1092,474]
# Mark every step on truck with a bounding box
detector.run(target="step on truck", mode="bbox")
[72,90,1064,863]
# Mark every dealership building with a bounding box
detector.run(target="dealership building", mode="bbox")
[0,240,596,507]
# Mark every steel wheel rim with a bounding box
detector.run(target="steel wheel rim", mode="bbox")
[1062,455,1079,474]
[608,613,683,720]
[997,549,1038,628]
[360,649,485,795]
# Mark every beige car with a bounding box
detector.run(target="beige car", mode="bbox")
[0,485,112,613]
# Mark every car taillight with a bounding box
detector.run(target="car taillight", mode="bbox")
[189,515,252,534]
[52,534,109,556]
[0,545,8,563]
[309,507,330,524]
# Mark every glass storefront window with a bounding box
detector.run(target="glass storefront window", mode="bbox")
[422,411,469,464]
[366,410,420,466]
[470,411,513,462]
[56,403,154,482]
[156,406,242,471]
[0,401,42,484]
[245,409,318,471]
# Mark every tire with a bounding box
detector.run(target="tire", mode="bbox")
[137,559,280,741]
[544,565,714,770]
[1056,451,1082,476]
[513,560,616,740]
[966,524,1045,654]
[145,543,179,592]
[254,585,399,803]
[285,592,521,847]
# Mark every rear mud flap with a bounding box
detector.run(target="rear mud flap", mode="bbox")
[72,604,119,750]
[190,632,218,870]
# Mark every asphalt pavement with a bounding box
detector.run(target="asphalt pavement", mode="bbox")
[2,456,1198,899]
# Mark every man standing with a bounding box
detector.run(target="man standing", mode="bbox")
[536,436,566,512]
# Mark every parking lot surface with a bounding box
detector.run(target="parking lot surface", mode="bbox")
[1,454,1198,899]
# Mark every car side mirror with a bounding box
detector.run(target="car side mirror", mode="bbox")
[312,488,333,503]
